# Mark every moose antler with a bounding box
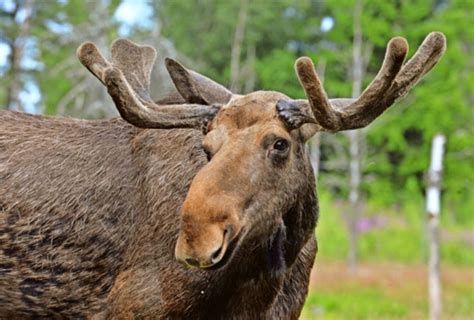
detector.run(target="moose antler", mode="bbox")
[165,58,232,105]
[77,39,219,129]
[295,32,446,132]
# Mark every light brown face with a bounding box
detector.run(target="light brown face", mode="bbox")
[175,91,310,269]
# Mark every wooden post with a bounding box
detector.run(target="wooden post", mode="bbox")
[426,134,446,320]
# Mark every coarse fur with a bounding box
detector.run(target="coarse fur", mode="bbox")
[0,101,318,319]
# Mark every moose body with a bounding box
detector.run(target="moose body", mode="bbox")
[0,32,445,319]
[0,109,317,319]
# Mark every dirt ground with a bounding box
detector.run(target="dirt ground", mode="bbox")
[309,261,474,292]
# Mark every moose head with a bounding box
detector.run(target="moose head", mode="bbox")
[77,32,446,270]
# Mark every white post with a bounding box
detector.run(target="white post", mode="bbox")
[426,134,446,320]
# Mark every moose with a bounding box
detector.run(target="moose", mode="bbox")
[0,32,445,319]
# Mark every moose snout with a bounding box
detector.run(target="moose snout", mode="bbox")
[175,219,239,269]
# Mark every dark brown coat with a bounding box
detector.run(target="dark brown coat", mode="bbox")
[0,109,316,319]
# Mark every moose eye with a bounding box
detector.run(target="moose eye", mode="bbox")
[273,139,289,151]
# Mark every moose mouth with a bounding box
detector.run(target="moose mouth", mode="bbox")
[204,228,242,270]
[205,222,287,273]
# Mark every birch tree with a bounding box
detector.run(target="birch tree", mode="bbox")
[426,134,445,320]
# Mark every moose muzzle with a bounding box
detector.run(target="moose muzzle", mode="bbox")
[175,192,243,269]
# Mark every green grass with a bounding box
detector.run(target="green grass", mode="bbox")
[444,284,474,317]
[302,277,474,320]
[302,288,409,320]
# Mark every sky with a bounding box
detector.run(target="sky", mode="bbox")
[115,0,153,36]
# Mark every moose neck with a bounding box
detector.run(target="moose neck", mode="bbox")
[126,129,318,317]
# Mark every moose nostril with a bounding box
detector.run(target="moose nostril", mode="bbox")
[185,257,200,268]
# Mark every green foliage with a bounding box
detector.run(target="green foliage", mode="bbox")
[158,0,326,90]
[256,49,303,98]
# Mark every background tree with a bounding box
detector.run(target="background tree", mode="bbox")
[0,0,36,112]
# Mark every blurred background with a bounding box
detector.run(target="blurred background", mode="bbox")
[0,0,472,318]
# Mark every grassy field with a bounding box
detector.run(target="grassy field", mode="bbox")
[301,261,474,319]
[300,192,474,319]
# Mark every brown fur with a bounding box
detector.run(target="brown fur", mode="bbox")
[0,91,318,319]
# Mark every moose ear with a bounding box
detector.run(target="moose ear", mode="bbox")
[165,58,233,106]
[276,99,320,142]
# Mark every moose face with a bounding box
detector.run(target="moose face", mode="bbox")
[174,91,314,268]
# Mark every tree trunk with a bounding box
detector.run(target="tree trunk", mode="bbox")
[426,134,445,320]
[243,42,256,94]
[347,0,364,272]
[229,0,249,93]
[6,0,35,111]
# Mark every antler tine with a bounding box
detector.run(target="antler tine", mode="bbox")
[76,42,112,85]
[165,58,233,106]
[295,57,341,130]
[165,58,208,104]
[329,36,409,129]
[381,32,446,103]
[77,39,220,129]
[111,39,157,104]
[103,67,217,128]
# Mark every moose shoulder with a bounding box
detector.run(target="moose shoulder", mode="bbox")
[0,33,446,319]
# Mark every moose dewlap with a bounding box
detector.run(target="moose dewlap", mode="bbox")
[0,32,445,318]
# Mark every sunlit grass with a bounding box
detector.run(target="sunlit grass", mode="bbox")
[302,288,409,320]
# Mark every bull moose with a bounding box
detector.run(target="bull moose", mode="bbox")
[0,32,446,319]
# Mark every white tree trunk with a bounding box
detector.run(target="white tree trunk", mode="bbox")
[243,42,256,94]
[426,134,445,320]
[347,0,364,272]
[229,0,249,93]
